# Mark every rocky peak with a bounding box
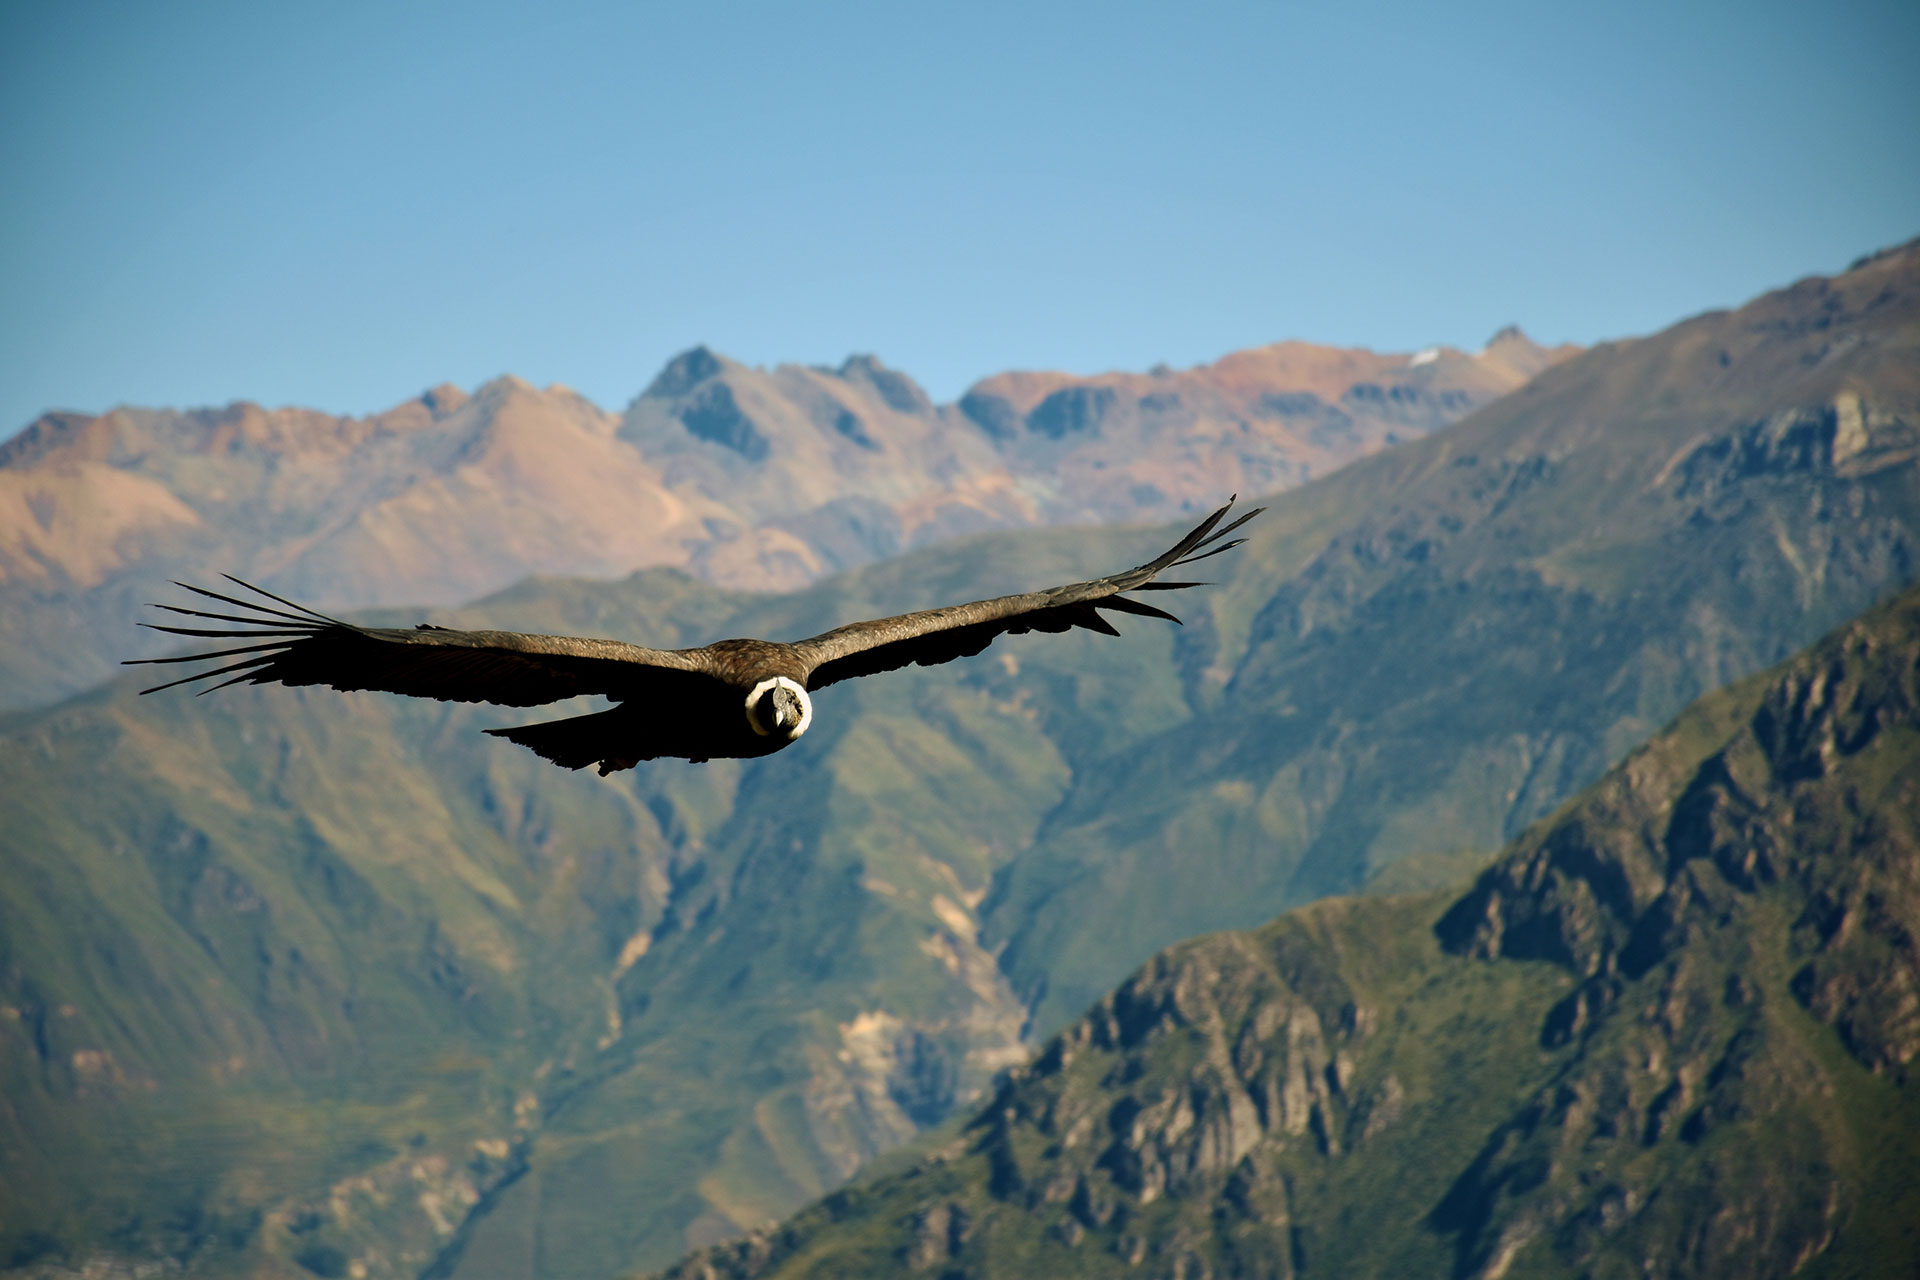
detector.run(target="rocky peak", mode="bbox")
[0,409,97,469]
[418,382,468,417]
[644,345,728,400]
[1844,233,1920,275]
[1474,323,1578,381]
[836,354,932,415]
[470,373,538,403]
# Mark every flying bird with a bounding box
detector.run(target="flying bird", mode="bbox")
[127,500,1259,773]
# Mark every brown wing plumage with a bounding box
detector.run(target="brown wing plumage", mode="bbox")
[791,498,1260,689]
[125,576,722,707]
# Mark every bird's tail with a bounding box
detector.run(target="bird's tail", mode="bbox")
[487,707,645,775]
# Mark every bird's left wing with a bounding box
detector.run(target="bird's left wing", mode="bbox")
[126,577,719,706]
[791,498,1260,690]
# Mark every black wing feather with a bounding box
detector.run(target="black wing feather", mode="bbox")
[1097,595,1182,624]
[795,498,1259,689]
[127,577,720,707]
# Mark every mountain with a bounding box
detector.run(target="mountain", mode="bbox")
[0,378,723,711]
[657,578,1920,1280]
[1,244,1913,1279]
[982,236,1920,1034]
[0,332,1568,710]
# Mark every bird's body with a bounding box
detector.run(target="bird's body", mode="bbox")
[129,500,1258,772]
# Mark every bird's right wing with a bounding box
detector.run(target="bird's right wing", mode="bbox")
[126,577,722,707]
[790,498,1260,689]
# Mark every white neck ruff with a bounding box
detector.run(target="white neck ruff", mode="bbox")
[745,675,813,738]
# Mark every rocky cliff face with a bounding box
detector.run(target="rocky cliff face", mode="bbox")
[1419,588,1920,1278]
[1439,602,1920,1074]
[660,584,1920,1279]
[0,333,1568,708]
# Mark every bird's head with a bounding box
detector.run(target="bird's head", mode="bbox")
[745,676,812,742]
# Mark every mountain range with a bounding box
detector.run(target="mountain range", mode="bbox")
[1,242,1915,1278]
[659,569,1920,1280]
[0,329,1568,710]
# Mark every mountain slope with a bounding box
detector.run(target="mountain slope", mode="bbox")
[658,579,1920,1280]
[983,237,1920,1032]
[0,545,1147,1279]
[1,333,1565,709]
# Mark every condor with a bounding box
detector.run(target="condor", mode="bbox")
[129,500,1258,773]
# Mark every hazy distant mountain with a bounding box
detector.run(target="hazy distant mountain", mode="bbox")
[659,579,1920,1280]
[0,331,1570,709]
[0,245,1913,1279]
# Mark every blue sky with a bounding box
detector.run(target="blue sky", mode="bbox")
[2,0,1915,434]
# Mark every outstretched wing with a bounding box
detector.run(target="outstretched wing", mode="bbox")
[125,577,721,707]
[791,498,1260,690]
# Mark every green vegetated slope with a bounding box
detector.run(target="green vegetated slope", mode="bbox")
[0,582,727,1278]
[658,579,1920,1280]
[2,243,1917,1279]
[0,538,1179,1280]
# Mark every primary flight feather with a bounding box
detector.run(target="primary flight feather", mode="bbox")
[127,499,1259,773]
